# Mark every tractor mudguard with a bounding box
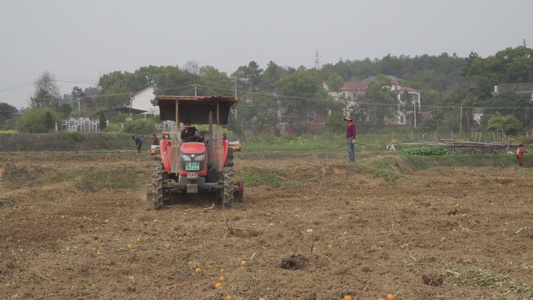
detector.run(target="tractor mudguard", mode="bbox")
[160,139,171,174]
[221,140,229,167]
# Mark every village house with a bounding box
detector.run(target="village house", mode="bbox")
[327,76,421,126]
[130,85,158,115]
[492,83,533,99]
[97,86,157,124]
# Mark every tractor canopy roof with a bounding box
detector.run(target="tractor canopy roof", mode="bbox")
[156,95,238,125]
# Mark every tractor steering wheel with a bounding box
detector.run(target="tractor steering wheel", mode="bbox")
[183,136,204,143]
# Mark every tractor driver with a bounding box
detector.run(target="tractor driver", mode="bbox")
[181,118,203,142]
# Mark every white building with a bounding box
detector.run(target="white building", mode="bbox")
[327,79,421,126]
[130,86,158,115]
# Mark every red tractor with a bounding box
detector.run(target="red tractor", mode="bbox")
[148,96,243,209]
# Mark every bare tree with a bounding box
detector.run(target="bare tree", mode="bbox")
[183,60,201,75]
[30,71,61,108]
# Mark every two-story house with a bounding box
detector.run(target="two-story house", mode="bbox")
[328,76,421,126]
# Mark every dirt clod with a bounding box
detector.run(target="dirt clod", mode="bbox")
[280,254,309,270]
[422,271,444,286]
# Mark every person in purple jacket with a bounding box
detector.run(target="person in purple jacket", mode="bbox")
[344,115,356,162]
[516,144,528,167]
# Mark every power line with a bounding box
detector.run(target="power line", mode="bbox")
[0,82,34,93]
[56,79,99,85]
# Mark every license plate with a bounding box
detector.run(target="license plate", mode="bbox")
[185,162,200,171]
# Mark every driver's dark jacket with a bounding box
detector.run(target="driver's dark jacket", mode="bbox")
[181,127,198,140]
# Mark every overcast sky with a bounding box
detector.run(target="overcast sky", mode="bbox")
[1,0,532,109]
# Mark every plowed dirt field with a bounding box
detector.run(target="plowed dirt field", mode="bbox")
[1,152,533,300]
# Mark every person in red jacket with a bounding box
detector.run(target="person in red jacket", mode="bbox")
[516,144,528,167]
[345,115,356,162]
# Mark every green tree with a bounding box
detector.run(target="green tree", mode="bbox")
[57,103,72,119]
[97,71,133,109]
[71,86,86,101]
[260,61,287,92]
[16,107,60,133]
[275,68,328,129]
[325,112,345,134]
[458,46,533,104]
[84,87,100,97]
[199,66,233,96]
[99,111,107,130]
[227,112,244,137]
[358,74,399,127]
[486,112,522,135]
[495,46,533,83]
[69,86,88,116]
[236,94,279,134]
[150,65,199,96]
[481,91,533,128]
[232,61,263,92]
[0,102,17,128]
[421,116,437,132]
[31,71,61,108]
[327,72,344,98]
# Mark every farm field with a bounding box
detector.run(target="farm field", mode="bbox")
[1,151,533,300]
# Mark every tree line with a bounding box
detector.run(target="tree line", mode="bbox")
[2,45,533,136]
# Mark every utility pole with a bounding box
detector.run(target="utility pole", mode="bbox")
[194,84,198,97]
[413,101,416,128]
[314,50,320,69]
[76,100,81,116]
[459,103,463,134]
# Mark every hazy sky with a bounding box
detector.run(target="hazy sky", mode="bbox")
[1,0,532,109]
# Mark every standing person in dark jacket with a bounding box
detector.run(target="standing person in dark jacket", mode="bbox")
[516,144,528,167]
[132,136,142,156]
[345,115,356,162]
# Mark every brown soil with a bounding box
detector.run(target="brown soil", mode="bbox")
[1,153,533,300]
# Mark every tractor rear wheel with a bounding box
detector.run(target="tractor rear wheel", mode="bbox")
[151,158,165,210]
[222,167,234,208]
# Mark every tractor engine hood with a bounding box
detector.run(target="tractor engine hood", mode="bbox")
[180,142,206,154]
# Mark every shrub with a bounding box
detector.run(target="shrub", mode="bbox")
[111,113,128,124]
[400,146,450,156]
[123,118,156,135]
[16,107,61,133]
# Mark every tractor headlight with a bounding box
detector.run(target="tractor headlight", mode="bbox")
[180,154,191,161]
[194,154,206,161]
